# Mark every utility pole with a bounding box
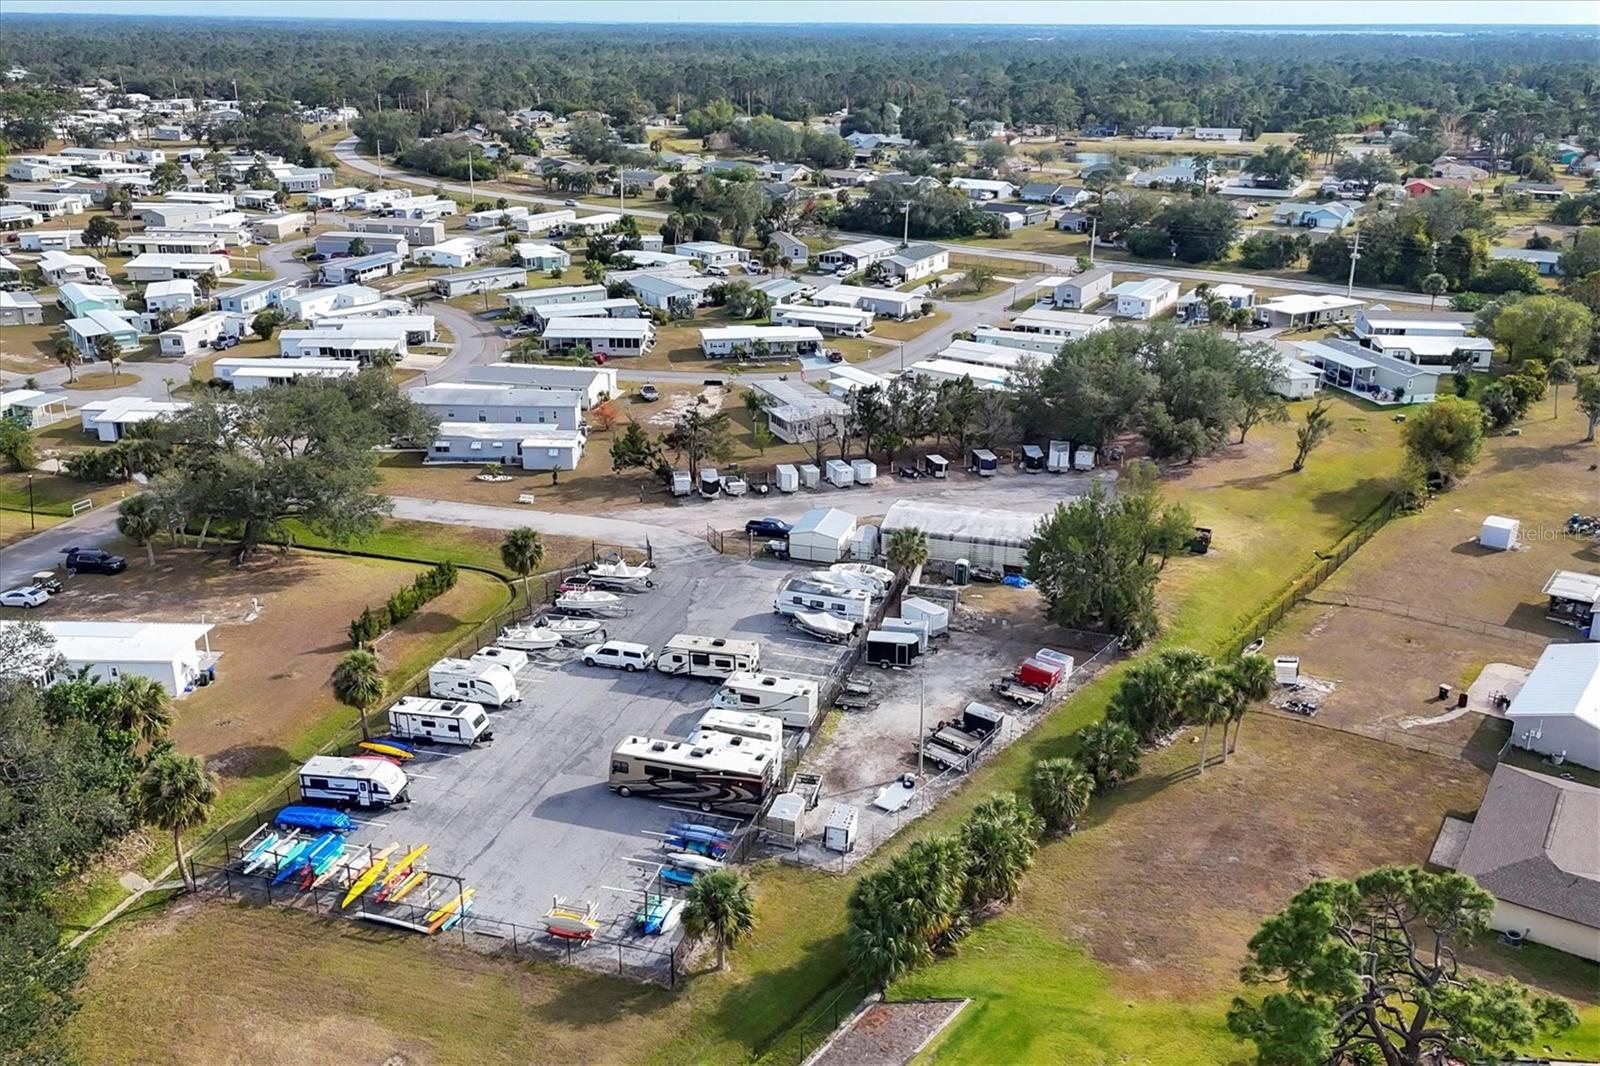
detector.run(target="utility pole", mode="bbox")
[1345,227,1362,298]
[917,674,925,777]
[901,200,911,248]
[1088,215,1098,265]
[467,150,475,203]
[375,139,384,186]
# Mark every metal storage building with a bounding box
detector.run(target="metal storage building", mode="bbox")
[881,500,1054,570]
[787,507,857,564]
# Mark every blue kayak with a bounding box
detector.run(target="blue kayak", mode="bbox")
[275,806,353,833]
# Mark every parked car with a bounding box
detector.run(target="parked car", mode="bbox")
[563,198,579,207]
[0,586,50,609]
[639,383,660,402]
[61,547,126,575]
[305,252,328,262]
[582,640,655,672]
[763,539,790,560]
[744,516,792,538]
[704,265,729,277]
[825,349,844,363]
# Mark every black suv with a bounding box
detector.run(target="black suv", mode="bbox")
[62,547,127,575]
[744,517,792,539]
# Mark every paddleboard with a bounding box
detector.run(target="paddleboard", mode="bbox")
[340,844,399,908]
[241,832,278,869]
[244,831,297,875]
[427,889,469,930]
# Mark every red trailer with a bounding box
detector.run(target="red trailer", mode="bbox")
[1016,656,1065,692]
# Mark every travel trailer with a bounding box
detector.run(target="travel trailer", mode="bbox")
[655,635,762,680]
[387,696,494,746]
[427,658,522,707]
[298,756,409,808]
[691,708,786,775]
[711,671,821,729]
[608,734,778,814]
[774,578,872,623]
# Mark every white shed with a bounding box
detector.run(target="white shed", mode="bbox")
[787,507,857,564]
[1480,515,1520,552]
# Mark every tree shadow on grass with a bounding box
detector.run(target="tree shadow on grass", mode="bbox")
[1309,477,1392,520]
[208,743,294,781]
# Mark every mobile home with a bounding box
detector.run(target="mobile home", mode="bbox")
[297,756,409,808]
[711,671,821,729]
[427,658,522,707]
[608,735,777,814]
[655,635,762,680]
[387,695,494,746]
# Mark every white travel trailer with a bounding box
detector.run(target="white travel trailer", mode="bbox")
[774,578,871,623]
[712,671,821,729]
[297,756,409,808]
[427,658,522,707]
[387,696,494,746]
[655,635,762,680]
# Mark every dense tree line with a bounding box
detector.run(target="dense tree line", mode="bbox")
[2,19,1595,154]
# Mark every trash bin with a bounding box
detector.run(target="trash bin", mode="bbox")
[1457,691,1469,709]
[953,558,970,585]
[1437,684,1452,701]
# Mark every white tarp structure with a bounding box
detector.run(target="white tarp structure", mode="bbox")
[881,500,1055,570]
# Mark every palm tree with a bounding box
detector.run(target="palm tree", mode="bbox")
[117,495,162,566]
[681,869,756,971]
[1225,306,1255,337]
[331,649,384,741]
[846,870,925,990]
[885,526,929,580]
[958,793,1041,908]
[368,348,399,371]
[499,527,546,610]
[1220,654,1275,756]
[1106,658,1182,742]
[137,752,218,891]
[53,337,81,382]
[1183,671,1232,774]
[93,333,120,370]
[1421,272,1449,311]
[1029,757,1094,835]
[115,674,174,746]
[1077,719,1141,793]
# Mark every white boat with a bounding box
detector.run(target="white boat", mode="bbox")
[554,589,624,614]
[540,616,607,640]
[585,560,656,590]
[829,563,895,593]
[792,609,858,643]
[496,624,563,651]
[665,851,725,873]
[805,569,884,597]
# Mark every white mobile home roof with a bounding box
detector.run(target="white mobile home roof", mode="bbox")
[29,620,212,665]
[701,326,823,345]
[1010,308,1110,333]
[1507,643,1600,731]
[936,339,1033,370]
[541,319,654,341]
[905,358,1012,390]
[881,500,1049,549]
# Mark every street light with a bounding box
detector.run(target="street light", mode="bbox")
[26,473,35,530]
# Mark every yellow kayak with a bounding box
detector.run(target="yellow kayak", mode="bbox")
[427,889,473,933]
[389,869,428,903]
[359,740,414,761]
[376,844,428,896]
[340,843,399,908]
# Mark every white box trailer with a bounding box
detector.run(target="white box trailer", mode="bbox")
[671,470,693,497]
[427,658,522,707]
[298,755,409,808]
[900,596,950,637]
[823,803,858,853]
[387,695,494,746]
[1047,440,1072,473]
[800,464,821,489]
[775,578,872,623]
[824,459,854,488]
[655,634,762,679]
[881,615,930,653]
[712,671,821,729]
[850,459,877,485]
[776,464,799,493]
[1073,446,1096,471]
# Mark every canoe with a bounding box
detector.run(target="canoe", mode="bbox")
[303,841,347,890]
[634,895,683,936]
[388,869,428,903]
[359,740,415,761]
[352,753,403,767]
[340,844,399,909]
[439,889,475,933]
[274,806,353,833]
[659,866,697,887]
[671,821,734,842]
[666,851,724,873]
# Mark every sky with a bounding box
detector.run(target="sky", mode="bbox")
[4,0,1597,25]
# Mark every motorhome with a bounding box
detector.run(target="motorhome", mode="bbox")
[387,696,494,747]
[691,708,786,775]
[711,671,821,729]
[774,578,871,623]
[608,734,778,814]
[427,658,522,707]
[297,756,409,808]
[655,635,762,680]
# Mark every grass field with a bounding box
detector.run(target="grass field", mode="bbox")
[67,390,1600,1062]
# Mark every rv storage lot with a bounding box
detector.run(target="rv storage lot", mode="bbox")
[356,551,852,955]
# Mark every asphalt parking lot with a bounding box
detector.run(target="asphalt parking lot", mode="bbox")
[358,549,850,945]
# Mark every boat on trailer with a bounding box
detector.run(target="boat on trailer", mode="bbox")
[791,609,858,644]
[540,615,607,641]
[496,624,564,651]
[554,589,624,615]
[585,560,656,590]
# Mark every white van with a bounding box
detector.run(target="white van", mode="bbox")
[298,755,409,808]
[428,658,522,707]
[388,696,494,746]
[655,635,761,680]
[711,671,820,729]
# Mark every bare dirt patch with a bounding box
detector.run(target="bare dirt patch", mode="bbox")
[811,998,968,1066]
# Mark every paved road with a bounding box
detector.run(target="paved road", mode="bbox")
[333,137,1434,308]
[387,495,708,558]
[1,505,122,581]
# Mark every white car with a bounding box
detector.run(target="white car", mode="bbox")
[0,585,50,609]
[581,640,655,672]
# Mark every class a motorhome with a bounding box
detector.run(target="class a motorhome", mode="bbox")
[608,734,777,814]
[298,755,409,808]
[387,695,494,746]
[774,578,871,623]
[655,634,762,680]
[711,671,820,729]
[427,657,522,708]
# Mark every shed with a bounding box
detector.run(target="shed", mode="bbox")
[1543,570,1600,632]
[900,597,950,637]
[787,507,857,564]
[882,500,1051,571]
[1480,515,1520,552]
